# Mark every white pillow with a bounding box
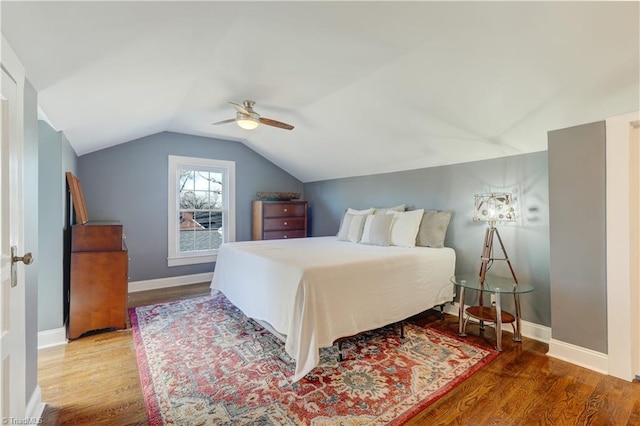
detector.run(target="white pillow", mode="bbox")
[337,213,367,242]
[347,207,375,215]
[389,209,424,248]
[372,204,405,215]
[360,214,394,246]
[337,208,375,236]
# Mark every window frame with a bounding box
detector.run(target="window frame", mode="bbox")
[167,155,236,267]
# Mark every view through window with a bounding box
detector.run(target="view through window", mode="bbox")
[178,168,224,253]
[167,155,235,267]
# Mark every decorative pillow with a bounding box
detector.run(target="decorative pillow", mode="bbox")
[359,214,394,246]
[389,209,424,248]
[347,207,375,215]
[337,208,375,236]
[416,210,453,248]
[337,213,367,242]
[372,204,405,215]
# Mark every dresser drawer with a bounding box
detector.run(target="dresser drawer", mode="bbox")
[263,217,305,231]
[263,202,306,218]
[263,229,306,240]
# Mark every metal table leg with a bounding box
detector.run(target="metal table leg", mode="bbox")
[495,291,503,351]
[513,293,523,342]
[458,286,466,337]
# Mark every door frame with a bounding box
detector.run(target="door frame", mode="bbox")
[633,121,640,379]
[606,110,640,381]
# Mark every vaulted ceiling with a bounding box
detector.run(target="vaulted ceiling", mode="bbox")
[3,1,638,182]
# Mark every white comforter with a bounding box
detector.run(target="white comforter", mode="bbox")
[210,236,456,381]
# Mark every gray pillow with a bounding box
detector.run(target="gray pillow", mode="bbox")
[415,210,452,248]
[359,214,394,246]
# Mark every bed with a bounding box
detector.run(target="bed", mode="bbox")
[210,235,456,381]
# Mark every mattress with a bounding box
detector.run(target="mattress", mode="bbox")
[210,236,456,381]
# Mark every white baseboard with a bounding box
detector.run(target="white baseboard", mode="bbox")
[128,272,213,293]
[37,326,67,350]
[443,302,551,343]
[520,319,552,343]
[547,339,609,375]
[444,302,609,375]
[26,385,45,421]
[37,274,214,348]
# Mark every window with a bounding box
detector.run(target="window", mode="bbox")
[168,155,235,266]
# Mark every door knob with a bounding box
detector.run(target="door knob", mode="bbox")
[13,252,33,265]
[10,246,33,288]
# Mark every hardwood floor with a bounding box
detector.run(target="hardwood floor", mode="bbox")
[38,284,640,425]
[38,282,212,426]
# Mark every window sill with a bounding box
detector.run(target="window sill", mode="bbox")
[167,253,217,267]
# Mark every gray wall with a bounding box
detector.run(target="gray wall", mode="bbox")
[304,151,551,327]
[548,121,607,353]
[78,131,303,281]
[24,80,38,404]
[37,121,77,332]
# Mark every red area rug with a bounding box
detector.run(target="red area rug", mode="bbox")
[130,291,498,425]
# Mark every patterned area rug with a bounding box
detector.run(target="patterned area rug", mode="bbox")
[130,291,498,425]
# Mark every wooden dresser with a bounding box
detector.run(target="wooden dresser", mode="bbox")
[252,201,308,240]
[69,222,128,339]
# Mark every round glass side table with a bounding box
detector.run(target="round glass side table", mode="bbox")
[450,274,534,351]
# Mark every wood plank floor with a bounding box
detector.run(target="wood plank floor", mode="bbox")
[38,283,640,425]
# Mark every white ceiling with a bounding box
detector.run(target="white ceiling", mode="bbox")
[3,1,638,182]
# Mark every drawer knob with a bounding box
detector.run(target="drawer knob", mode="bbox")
[284,208,288,212]
[283,235,288,239]
[284,221,288,225]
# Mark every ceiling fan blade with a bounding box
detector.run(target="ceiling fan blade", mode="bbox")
[229,102,250,115]
[212,118,236,126]
[259,117,294,130]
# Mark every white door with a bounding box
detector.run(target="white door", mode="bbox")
[0,64,28,418]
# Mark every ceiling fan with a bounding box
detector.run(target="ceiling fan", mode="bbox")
[212,100,294,131]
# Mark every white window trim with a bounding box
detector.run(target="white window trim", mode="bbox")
[167,155,235,267]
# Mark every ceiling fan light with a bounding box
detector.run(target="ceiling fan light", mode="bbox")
[236,114,259,130]
[237,119,259,130]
